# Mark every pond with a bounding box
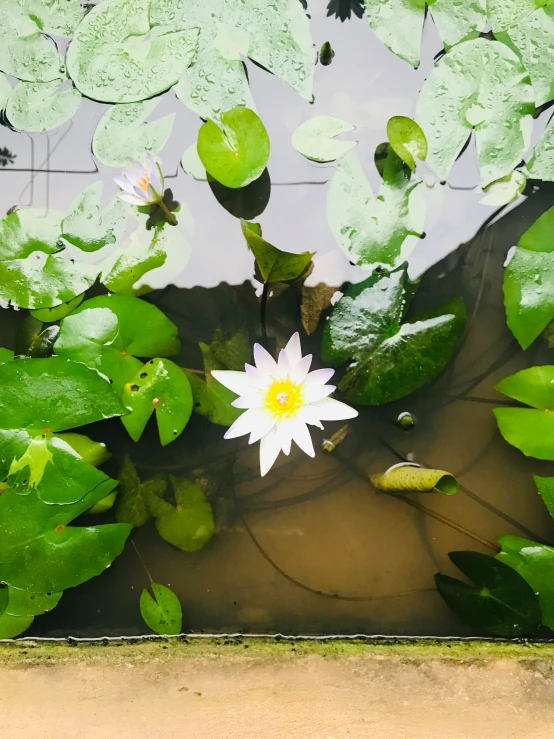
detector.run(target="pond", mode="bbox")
[1,0,554,638]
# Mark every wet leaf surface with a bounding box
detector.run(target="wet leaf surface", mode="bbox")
[6,79,82,133]
[140,583,182,635]
[30,293,84,323]
[61,183,127,252]
[370,464,458,494]
[291,116,357,163]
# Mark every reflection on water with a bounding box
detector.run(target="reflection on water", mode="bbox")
[1,4,553,636]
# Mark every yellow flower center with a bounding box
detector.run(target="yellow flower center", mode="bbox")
[265,378,303,420]
[137,175,150,192]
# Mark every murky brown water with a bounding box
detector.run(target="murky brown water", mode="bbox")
[1,2,554,636]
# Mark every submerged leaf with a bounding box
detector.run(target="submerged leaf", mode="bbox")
[386,116,427,172]
[198,107,270,189]
[435,551,541,637]
[61,183,127,252]
[327,150,424,271]
[494,366,554,460]
[416,38,534,187]
[115,455,166,528]
[241,219,314,283]
[291,116,356,162]
[140,583,182,636]
[370,464,458,494]
[301,284,336,336]
[322,265,466,405]
[92,100,175,168]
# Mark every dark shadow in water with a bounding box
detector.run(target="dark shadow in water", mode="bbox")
[208,169,271,220]
[0,147,16,167]
[326,0,365,21]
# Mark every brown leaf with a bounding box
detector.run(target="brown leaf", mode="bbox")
[301,283,335,335]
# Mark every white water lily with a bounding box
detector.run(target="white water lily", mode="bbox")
[114,152,164,206]
[212,333,358,476]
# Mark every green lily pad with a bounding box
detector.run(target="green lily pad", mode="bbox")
[5,587,62,618]
[140,583,182,636]
[145,475,214,552]
[497,534,554,630]
[197,107,270,189]
[0,209,98,310]
[0,348,14,364]
[0,6,62,83]
[480,171,526,206]
[121,359,193,446]
[487,0,545,31]
[66,0,199,104]
[240,219,314,283]
[386,116,427,172]
[54,295,180,394]
[435,551,542,637]
[322,265,465,405]
[494,366,554,460]
[0,586,7,616]
[0,612,34,639]
[61,183,127,253]
[114,454,167,528]
[416,38,534,187]
[327,150,424,271]
[30,293,85,323]
[55,432,111,469]
[11,0,85,36]
[525,119,554,182]
[504,208,554,349]
[370,464,458,494]
[0,480,131,593]
[291,116,357,163]
[92,100,175,168]
[534,474,554,519]
[6,79,82,133]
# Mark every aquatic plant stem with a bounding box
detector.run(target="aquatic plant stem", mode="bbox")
[131,539,153,584]
[260,282,269,339]
[158,199,177,225]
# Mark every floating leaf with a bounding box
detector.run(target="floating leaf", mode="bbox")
[121,359,193,446]
[54,295,180,394]
[55,432,111,469]
[198,108,270,189]
[6,79,81,133]
[61,183,127,253]
[291,116,356,162]
[364,0,486,68]
[115,454,166,528]
[503,209,554,349]
[480,171,526,206]
[0,209,98,310]
[0,348,14,364]
[494,366,554,460]
[240,219,314,283]
[181,144,208,181]
[0,480,131,593]
[416,38,534,187]
[30,293,84,323]
[525,118,554,182]
[301,284,336,336]
[0,6,62,82]
[534,474,554,519]
[145,475,214,552]
[66,0,199,104]
[386,116,427,172]
[140,583,182,636]
[487,0,543,31]
[0,612,34,639]
[322,265,466,405]
[12,0,85,36]
[5,587,62,618]
[370,464,458,494]
[435,551,541,637]
[497,535,554,631]
[327,150,424,271]
[92,100,175,168]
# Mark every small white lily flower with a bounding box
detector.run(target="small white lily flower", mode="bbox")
[113,152,164,206]
[212,333,358,477]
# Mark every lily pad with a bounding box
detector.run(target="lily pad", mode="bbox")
[503,209,554,349]
[92,100,175,168]
[494,366,554,460]
[497,534,554,630]
[140,583,182,636]
[435,550,542,637]
[386,116,427,172]
[487,0,545,31]
[327,150,424,271]
[240,219,314,283]
[416,38,534,187]
[0,612,34,639]
[197,107,270,189]
[0,6,62,83]
[114,454,167,528]
[14,315,59,358]
[322,265,466,405]
[0,480,131,593]
[370,464,458,494]
[55,432,111,469]
[0,208,98,310]
[181,144,208,181]
[61,183,127,253]
[54,295,180,394]
[145,475,214,552]
[6,79,81,133]
[534,474,554,519]
[5,587,62,618]
[11,0,85,36]
[525,118,554,182]
[0,348,14,364]
[291,116,357,163]
[66,0,199,104]
[480,171,526,206]
[30,293,85,323]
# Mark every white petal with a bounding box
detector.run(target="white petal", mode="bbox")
[232,390,263,409]
[290,418,315,457]
[277,421,293,455]
[245,363,270,389]
[211,370,251,395]
[297,405,324,429]
[284,332,302,364]
[248,412,276,444]
[116,193,147,205]
[290,354,312,383]
[303,384,336,403]
[311,397,358,421]
[133,184,153,203]
[304,367,335,388]
[149,165,163,195]
[254,343,277,375]
[277,348,291,374]
[147,183,161,201]
[113,175,135,195]
[224,408,262,439]
[259,427,282,476]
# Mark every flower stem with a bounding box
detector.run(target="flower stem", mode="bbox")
[158,199,177,225]
[260,282,269,339]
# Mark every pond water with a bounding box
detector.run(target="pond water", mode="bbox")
[1,1,554,637]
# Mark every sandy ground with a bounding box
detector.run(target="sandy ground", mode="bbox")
[2,641,554,738]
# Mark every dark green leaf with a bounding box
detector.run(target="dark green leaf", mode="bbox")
[121,360,193,446]
[435,550,541,637]
[5,587,62,618]
[386,116,427,172]
[140,583,182,636]
[30,293,84,323]
[61,183,127,252]
[240,219,314,283]
[0,612,34,639]
[115,454,166,528]
[198,108,270,189]
[370,464,458,494]
[322,266,465,405]
[0,586,7,617]
[14,316,59,358]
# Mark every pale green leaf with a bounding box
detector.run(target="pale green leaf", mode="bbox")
[291,116,357,163]
[480,171,526,206]
[181,144,208,181]
[386,116,427,172]
[0,6,62,82]
[30,293,85,323]
[525,119,554,181]
[61,183,127,253]
[6,79,81,133]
